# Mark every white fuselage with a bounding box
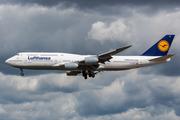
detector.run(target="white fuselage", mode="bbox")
[5,52,170,71]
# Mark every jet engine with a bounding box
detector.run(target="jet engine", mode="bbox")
[66,71,78,76]
[85,57,98,65]
[64,63,78,70]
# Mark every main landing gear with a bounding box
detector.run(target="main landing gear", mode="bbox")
[20,68,24,76]
[82,70,95,79]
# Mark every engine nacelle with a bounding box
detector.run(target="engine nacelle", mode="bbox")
[64,63,78,70]
[85,56,98,65]
[66,71,78,76]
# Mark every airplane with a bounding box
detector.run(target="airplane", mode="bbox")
[5,35,175,79]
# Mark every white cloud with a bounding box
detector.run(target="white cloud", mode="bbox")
[87,10,180,55]
[87,19,132,43]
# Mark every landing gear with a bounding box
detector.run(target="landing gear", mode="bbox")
[82,70,95,79]
[88,70,95,78]
[82,71,87,79]
[20,73,24,76]
[92,74,95,78]
[20,69,24,76]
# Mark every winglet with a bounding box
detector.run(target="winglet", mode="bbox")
[142,35,175,56]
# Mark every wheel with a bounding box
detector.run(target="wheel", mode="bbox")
[20,73,24,76]
[92,74,95,78]
[82,71,87,79]
[88,73,92,77]
[84,76,87,79]
[88,70,95,78]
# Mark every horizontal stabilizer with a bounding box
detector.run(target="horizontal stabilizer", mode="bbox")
[149,54,175,61]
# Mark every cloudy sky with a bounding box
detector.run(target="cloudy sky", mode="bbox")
[0,0,180,120]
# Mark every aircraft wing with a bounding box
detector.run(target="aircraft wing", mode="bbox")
[98,45,132,63]
[78,45,132,64]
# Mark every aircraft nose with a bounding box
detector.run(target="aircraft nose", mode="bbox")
[5,59,10,65]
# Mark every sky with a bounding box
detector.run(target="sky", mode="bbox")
[0,0,180,120]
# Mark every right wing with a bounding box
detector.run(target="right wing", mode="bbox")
[78,45,132,64]
[98,45,132,63]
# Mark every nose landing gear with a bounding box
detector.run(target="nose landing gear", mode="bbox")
[20,69,24,76]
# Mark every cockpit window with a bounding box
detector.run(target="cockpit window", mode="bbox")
[16,54,19,56]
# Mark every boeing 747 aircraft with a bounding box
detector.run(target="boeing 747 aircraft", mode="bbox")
[5,35,175,79]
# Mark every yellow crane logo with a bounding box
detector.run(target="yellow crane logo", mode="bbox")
[158,40,169,52]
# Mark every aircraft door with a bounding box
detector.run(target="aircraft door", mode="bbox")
[24,60,27,64]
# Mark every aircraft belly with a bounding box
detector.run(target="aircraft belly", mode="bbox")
[17,66,64,70]
[12,61,60,70]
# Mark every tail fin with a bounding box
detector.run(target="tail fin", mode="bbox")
[142,35,175,56]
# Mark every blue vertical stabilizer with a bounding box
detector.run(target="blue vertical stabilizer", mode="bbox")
[141,35,175,56]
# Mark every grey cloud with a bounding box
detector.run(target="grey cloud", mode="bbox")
[0,71,180,119]
[74,74,180,117]
[0,0,179,18]
[2,0,180,8]
[35,75,81,94]
[158,56,180,76]
[138,55,180,77]
[0,81,55,104]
